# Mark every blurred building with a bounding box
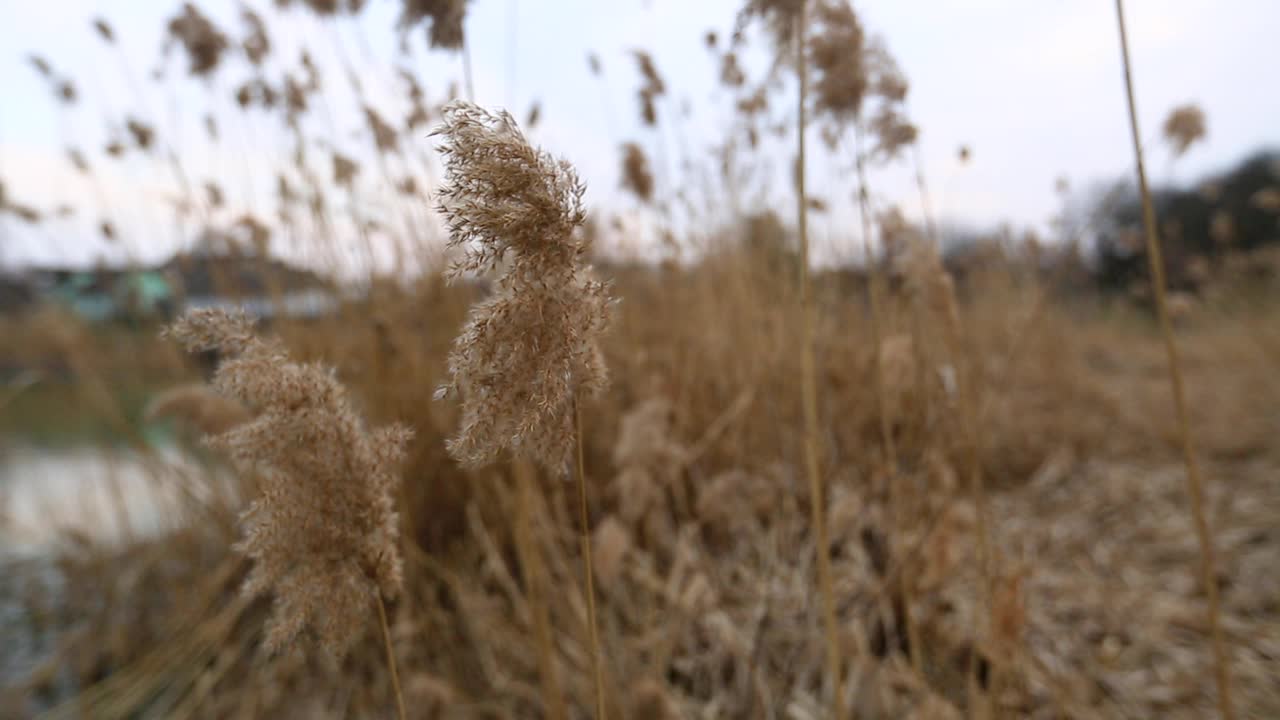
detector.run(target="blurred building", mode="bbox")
[161,230,338,321]
[3,228,338,323]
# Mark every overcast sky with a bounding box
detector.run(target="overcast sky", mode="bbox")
[0,0,1276,271]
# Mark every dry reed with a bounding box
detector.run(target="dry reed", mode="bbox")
[6,3,1280,718]
[1163,103,1207,158]
[431,101,613,717]
[165,308,412,662]
[1113,2,1234,717]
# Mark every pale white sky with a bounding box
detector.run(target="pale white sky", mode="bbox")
[0,0,1276,272]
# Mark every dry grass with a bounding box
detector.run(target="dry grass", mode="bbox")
[2,2,1279,719]
[5,259,1280,718]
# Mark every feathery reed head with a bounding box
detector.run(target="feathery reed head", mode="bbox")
[432,102,589,277]
[332,152,359,186]
[166,309,411,657]
[621,142,655,203]
[633,50,666,127]
[633,50,667,96]
[868,103,917,161]
[719,51,747,87]
[1163,103,1206,158]
[809,0,867,121]
[432,102,613,473]
[364,106,400,153]
[240,9,271,67]
[865,36,909,102]
[398,0,469,50]
[92,17,115,44]
[738,0,805,56]
[165,3,229,78]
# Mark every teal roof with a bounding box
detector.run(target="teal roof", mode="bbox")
[124,271,173,303]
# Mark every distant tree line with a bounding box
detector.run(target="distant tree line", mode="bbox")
[1091,149,1280,294]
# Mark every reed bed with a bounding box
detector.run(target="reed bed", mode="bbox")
[2,1,1279,719]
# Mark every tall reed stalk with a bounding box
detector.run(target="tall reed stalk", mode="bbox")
[794,3,844,717]
[1112,2,1233,717]
[513,458,567,720]
[575,401,607,719]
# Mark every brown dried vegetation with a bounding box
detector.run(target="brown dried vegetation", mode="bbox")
[2,3,1277,720]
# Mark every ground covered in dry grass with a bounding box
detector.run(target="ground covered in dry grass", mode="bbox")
[2,259,1278,719]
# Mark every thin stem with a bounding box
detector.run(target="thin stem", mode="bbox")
[1112,3,1234,718]
[910,138,940,248]
[958,291,994,720]
[376,594,407,720]
[795,5,845,719]
[462,37,476,102]
[574,399,606,719]
[514,458,567,720]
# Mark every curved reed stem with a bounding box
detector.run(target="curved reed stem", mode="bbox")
[795,4,845,718]
[1112,2,1234,717]
[574,399,607,719]
[376,594,407,720]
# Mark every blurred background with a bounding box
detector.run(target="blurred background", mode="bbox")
[0,1,1278,718]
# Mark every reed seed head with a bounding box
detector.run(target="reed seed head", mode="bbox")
[621,142,655,203]
[1163,103,1206,158]
[92,18,115,44]
[166,309,411,657]
[165,3,229,78]
[810,0,867,122]
[241,9,271,67]
[433,102,613,473]
[398,0,469,50]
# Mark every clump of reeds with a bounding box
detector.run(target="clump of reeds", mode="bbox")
[165,309,412,660]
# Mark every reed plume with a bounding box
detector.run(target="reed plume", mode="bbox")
[633,50,666,127]
[92,18,115,44]
[398,0,469,50]
[432,101,612,474]
[166,309,412,659]
[432,100,612,717]
[1163,103,1207,158]
[809,0,866,122]
[240,9,271,67]
[165,3,229,78]
[621,142,655,203]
